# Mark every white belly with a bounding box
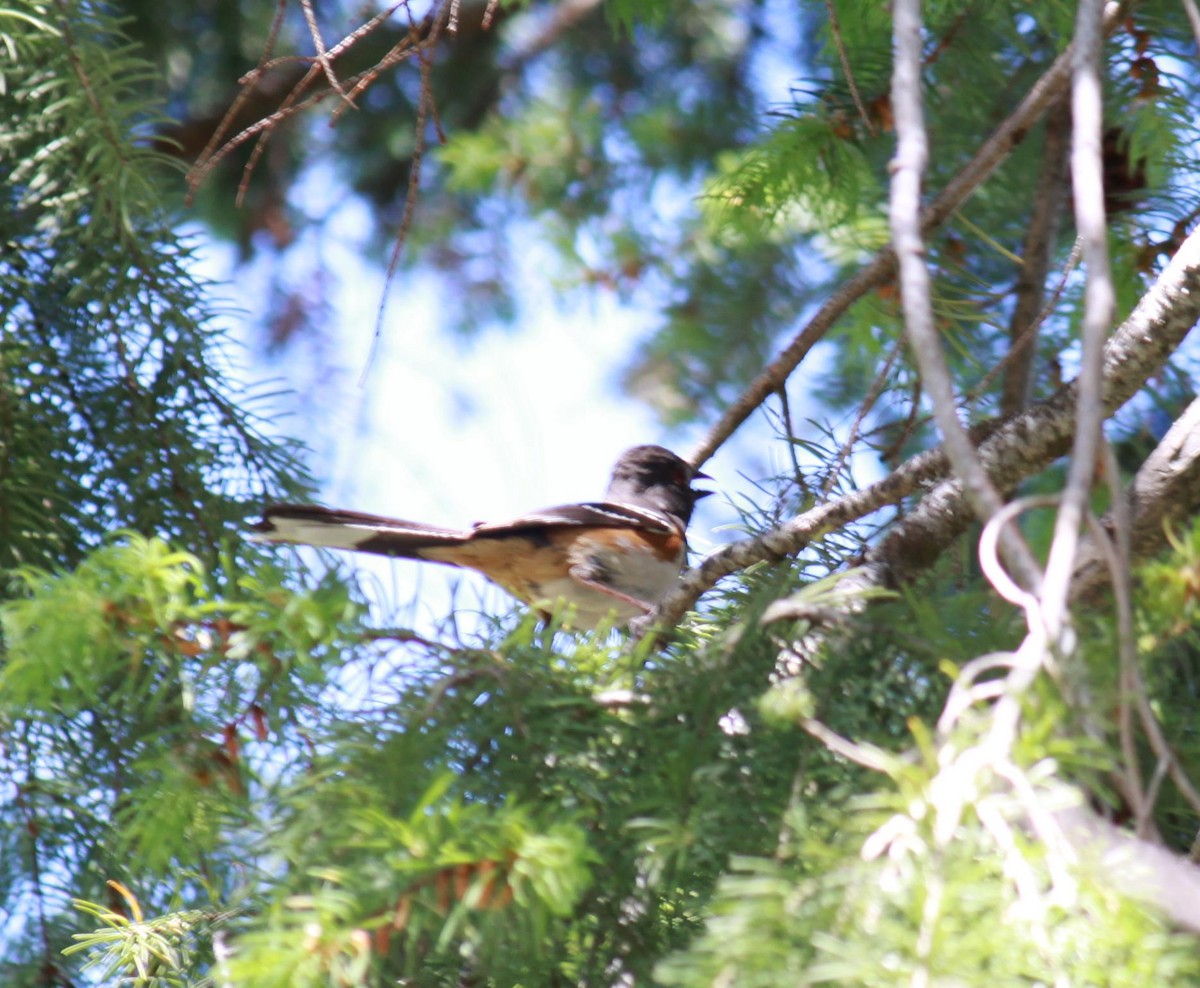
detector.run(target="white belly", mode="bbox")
[536,533,685,629]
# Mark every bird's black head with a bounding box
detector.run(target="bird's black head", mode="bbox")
[605,444,712,524]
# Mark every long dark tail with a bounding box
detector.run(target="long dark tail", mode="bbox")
[252,504,471,560]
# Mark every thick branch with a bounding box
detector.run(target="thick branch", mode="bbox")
[1058,804,1200,932]
[640,225,1200,637]
[1072,395,1200,600]
[857,224,1200,594]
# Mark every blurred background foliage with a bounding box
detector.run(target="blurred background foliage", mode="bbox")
[4,0,1200,984]
[110,0,1200,428]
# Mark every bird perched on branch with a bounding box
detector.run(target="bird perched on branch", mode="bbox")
[252,444,710,629]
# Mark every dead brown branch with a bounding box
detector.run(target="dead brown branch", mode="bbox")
[185,0,443,204]
[1000,97,1071,416]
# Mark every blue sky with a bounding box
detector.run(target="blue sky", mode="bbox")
[187,3,834,633]
[197,211,781,633]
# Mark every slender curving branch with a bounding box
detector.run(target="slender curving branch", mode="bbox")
[1040,0,1118,646]
[1183,0,1200,56]
[888,0,1042,594]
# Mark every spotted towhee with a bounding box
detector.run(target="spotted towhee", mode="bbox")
[252,445,711,628]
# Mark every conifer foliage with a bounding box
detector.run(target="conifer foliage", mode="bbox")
[4,0,1200,985]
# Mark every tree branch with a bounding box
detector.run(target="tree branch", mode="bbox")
[1000,97,1071,416]
[687,3,1123,468]
[1071,395,1200,601]
[1057,803,1200,933]
[638,224,1200,639]
[889,0,1042,593]
[1183,0,1200,57]
[1041,0,1117,646]
[854,223,1200,596]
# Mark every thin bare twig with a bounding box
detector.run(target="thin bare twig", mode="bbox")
[1081,482,1148,833]
[823,0,875,136]
[875,373,923,464]
[1101,489,1200,823]
[979,238,1082,414]
[1000,97,1071,416]
[359,3,447,385]
[187,0,418,198]
[855,224,1200,597]
[1101,439,1147,832]
[300,0,354,107]
[1040,0,1118,645]
[236,4,435,200]
[1144,757,1170,818]
[236,68,320,206]
[1072,393,1200,600]
[865,233,1080,458]
[819,336,904,500]
[1130,636,1200,822]
[184,0,289,207]
[332,3,426,124]
[800,717,895,773]
[977,496,1059,610]
[774,386,809,499]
